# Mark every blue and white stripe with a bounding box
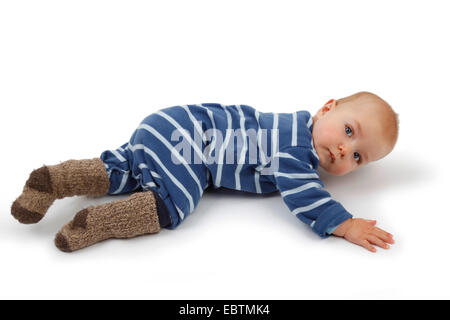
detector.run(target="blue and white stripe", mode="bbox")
[100,104,352,237]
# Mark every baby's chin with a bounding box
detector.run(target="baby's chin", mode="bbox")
[317,152,350,176]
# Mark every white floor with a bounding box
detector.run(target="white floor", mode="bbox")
[1,0,449,299]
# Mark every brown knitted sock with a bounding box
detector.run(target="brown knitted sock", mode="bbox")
[54,191,160,252]
[11,158,110,224]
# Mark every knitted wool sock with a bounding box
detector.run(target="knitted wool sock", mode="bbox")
[54,191,160,252]
[11,158,110,224]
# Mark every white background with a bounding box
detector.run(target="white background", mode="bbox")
[0,0,448,299]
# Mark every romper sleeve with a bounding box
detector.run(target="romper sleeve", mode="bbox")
[270,146,352,238]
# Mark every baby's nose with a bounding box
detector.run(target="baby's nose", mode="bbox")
[338,144,348,157]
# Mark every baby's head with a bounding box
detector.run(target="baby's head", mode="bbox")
[312,91,398,176]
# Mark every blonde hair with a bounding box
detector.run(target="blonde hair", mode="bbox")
[337,91,399,150]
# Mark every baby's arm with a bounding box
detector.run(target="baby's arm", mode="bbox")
[332,218,395,252]
[272,146,394,252]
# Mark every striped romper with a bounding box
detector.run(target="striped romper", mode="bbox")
[100,104,352,238]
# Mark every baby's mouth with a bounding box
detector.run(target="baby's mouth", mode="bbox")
[328,149,336,163]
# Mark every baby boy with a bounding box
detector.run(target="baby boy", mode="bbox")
[11,91,397,253]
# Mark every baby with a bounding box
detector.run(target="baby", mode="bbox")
[11,91,397,253]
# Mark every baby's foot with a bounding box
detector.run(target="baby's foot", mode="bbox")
[11,158,110,224]
[11,166,56,224]
[54,192,161,252]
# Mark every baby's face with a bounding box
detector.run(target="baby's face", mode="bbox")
[312,100,394,176]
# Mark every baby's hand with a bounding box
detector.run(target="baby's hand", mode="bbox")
[332,218,394,252]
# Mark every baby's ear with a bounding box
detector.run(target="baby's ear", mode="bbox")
[317,99,336,116]
[324,99,337,109]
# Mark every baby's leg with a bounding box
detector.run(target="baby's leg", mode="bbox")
[54,191,160,252]
[11,158,110,224]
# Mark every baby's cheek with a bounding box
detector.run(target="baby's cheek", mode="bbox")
[321,128,336,142]
[334,163,353,176]
[315,125,332,142]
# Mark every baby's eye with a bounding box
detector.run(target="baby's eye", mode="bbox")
[345,125,353,137]
[354,152,361,163]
